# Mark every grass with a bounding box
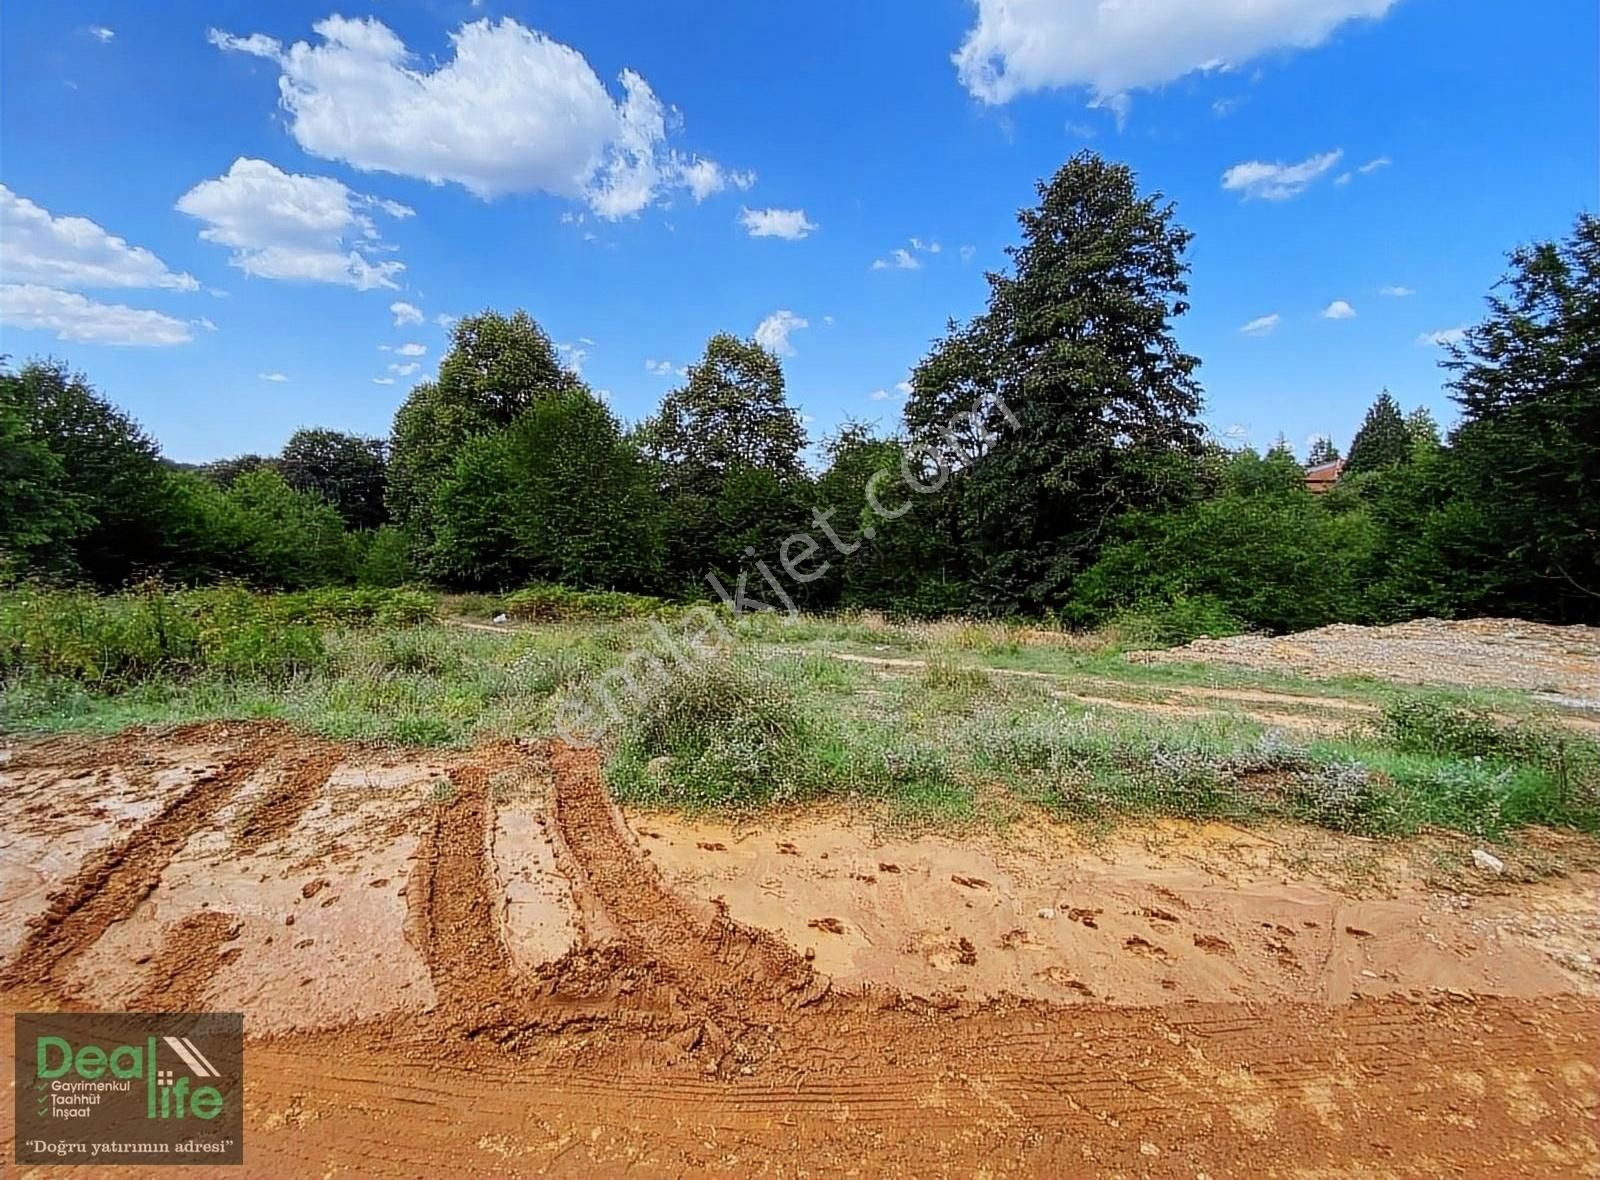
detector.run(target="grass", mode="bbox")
[3,586,1596,841]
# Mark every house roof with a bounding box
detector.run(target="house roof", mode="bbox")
[1305,458,1346,492]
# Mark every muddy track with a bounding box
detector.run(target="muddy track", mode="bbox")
[4,724,1599,1175]
[0,733,279,998]
[230,746,345,855]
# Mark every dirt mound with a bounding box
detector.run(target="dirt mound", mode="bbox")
[3,722,1598,1177]
[1131,617,1600,706]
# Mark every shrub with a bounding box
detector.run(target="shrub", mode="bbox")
[1109,595,1244,649]
[605,654,817,808]
[504,583,670,623]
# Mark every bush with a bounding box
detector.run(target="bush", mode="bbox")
[0,585,323,686]
[1109,595,1244,649]
[504,583,670,623]
[605,654,818,808]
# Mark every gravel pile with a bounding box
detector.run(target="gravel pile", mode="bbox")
[1130,618,1600,706]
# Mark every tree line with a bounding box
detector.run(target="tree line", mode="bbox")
[3,152,1595,632]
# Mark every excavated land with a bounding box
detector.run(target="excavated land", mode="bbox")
[2,720,1598,1177]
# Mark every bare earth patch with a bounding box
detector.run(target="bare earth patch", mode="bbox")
[2,721,1598,1177]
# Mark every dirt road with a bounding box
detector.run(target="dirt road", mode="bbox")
[3,722,1597,1177]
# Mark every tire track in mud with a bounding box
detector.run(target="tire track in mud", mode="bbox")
[0,734,279,998]
[132,911,243,1011]
[543,740,828,1008]
[231,747,345,855]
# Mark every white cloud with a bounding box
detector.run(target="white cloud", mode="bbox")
[435,313,458,329]
[1239,313,1280,336]
[953,0,1398,105]
[896,380,913,397]
[739,207,817,240]
[1,185,198,292]
[393,341,427,357]
[1222,149,1343,200]
[390,300,423,325]
[871,248,921,271]
[1322,299,1357,320]
[193,316,218,331]
[259,371,289,382]
[959,244,977,263]
[869,389,891,401]
[754,309,807,356]
[556,342,587,374]
[1358,155,1392,174]
[207,15,740,218]
[0,283,193,346]
[88,26,115,42]
[372,376,396,385]
[1380,285,1415,297]
[1417,326,1467,347]
[909,237,942,254]
[177,158,409,290]
[679,158,756,202]
[388,361,421,376]
[644,358,680,377]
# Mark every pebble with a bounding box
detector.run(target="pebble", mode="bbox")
[1472,849,1506,875]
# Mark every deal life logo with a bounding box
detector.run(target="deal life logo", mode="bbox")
[15,1012,244,1166]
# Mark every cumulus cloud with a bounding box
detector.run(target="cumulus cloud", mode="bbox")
[872,236,944,270]
[1322,299,1357,319]
[207,15,742,219]
[176,157,409,290]
[755,309,807,356]
[88,26,115,42]
[435,313,457,329]
[1417,326,1466,347]
[1222,149,1343,200]
[679,158,756,202]
[258,371,289,382]
[393,341,427,357]
[869,389,891,401]
[388,361,421,377]
[1,185,198,292]
[0,283,193,346]
[1239,313,1281,336]
[644,358,680,377]
[953,0,1398,106]
[390,300,423,325]
[871,248,921,271]
[739,207,817,240]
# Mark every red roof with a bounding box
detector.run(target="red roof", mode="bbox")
[1305,459,1346,493]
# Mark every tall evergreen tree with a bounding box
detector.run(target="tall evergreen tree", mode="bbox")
[1441,213,1600,619]
[905,151,1205,612]
[1345,390,1410,474]
[1307,436,1342,465]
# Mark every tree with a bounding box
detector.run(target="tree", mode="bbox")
[1440,213,1600,620]
[225,468,353,588]
[432,390,663,589]
[198,454,277,489]
[387,310,582,574]
[641,333,810,592]
[1307,436,1341,465]
[904,151,1205,612]
[0,390,86,576]
[1345,390,1410,474]
[643,333,806,481]
[279,429,388,530]
[1,360,175,584]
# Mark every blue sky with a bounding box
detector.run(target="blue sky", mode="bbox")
[1,0,1594,464]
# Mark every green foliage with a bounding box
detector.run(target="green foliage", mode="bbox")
[0,585,323,686]
[504,583,668,623]
[1345,390,1410,474]
[606,654,819,808]
[1109,595,1245,648]
[1,360,175,584]
[223,469,354,589]
[905,151,1205,614]
[354,526,413,588]
[1071,448,1378,634]
[0,391,87,576]
[279,429,388,530]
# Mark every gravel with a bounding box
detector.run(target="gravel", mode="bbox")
[1130,618,1600,706]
